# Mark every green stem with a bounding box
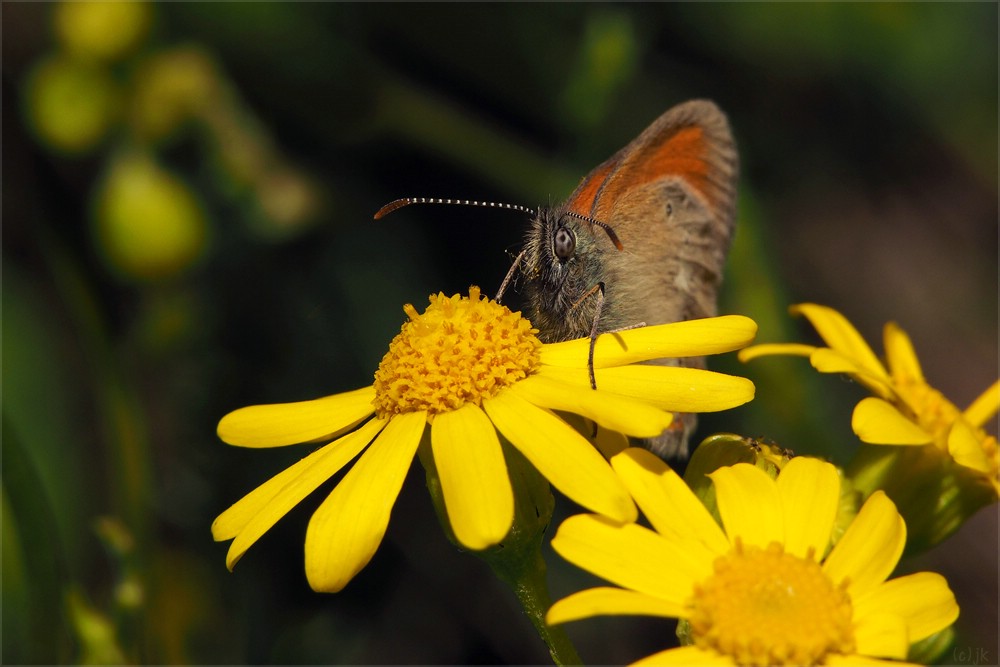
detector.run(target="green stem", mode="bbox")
[491,545,581,665]
[418,437,582,665]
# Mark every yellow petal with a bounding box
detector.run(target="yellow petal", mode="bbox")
[550,515,708,605]
[852,397,933,445]
[556,412,629,458]
[851,612,909,660]
[217,386,376,447]
[737,342,818,363]
[632,646,734,666]
[964,380,1000,429]
[430,404,513,550]
[509,374,673,438]
[539,315,757,369]
[791,304,888,379]
[611,448,729,554]
[211,417,386,541]
[947,418,993,475]
[216,418,386,567]
[853,572,959,644]
[823,491,905,597]
[304,410,425,593]
[537,365,755,413]
[776,457,840,560]
[826,655,919,667]
[212,447,325,543]
[546,587,684,625]
[809,349,894,398]
[483,391,636,523]
[883,322,923,384]
[709,463,783,549]
[593,425,631,458]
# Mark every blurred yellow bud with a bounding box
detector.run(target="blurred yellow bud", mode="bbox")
[131,47,220,142]
[54,0,152,62]
[256,167,322,233]
[94,152,209,281]
[24,55,119,155]
[66,588,127,665]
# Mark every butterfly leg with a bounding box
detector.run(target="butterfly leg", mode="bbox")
[571,282,606,390]
[569,283,646,390]
[495,248,527,303]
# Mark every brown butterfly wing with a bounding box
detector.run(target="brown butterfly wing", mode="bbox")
[562,100,739,459]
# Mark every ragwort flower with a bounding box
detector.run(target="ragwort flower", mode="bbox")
[739,304,999,496]
[213,287,756,592]
[547,450,959,665]
[739,304,998,549]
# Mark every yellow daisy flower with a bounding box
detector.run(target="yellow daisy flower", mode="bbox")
[547,449,959,665]
[739,304,999,496]
[212,287,757,593]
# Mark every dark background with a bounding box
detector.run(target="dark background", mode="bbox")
[4,3,997,664]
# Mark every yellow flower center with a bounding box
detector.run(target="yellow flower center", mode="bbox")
[896,379,960,448]
[896,379,1000,483]
[372,286,542,417]
[687,541,855,666]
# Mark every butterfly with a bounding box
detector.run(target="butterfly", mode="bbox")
[377,99,739,459]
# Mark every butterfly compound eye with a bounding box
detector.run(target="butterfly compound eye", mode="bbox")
[554,226,576,261]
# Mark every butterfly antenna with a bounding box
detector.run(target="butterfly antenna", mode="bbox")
[565,211,623,251]
[374,197,536,220]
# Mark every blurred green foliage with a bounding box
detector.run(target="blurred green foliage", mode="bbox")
[3,2,996,664]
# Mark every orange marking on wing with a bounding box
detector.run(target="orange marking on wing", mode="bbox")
[633,126,710,204]
[586,124,721,223]
[566,160,616,218]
